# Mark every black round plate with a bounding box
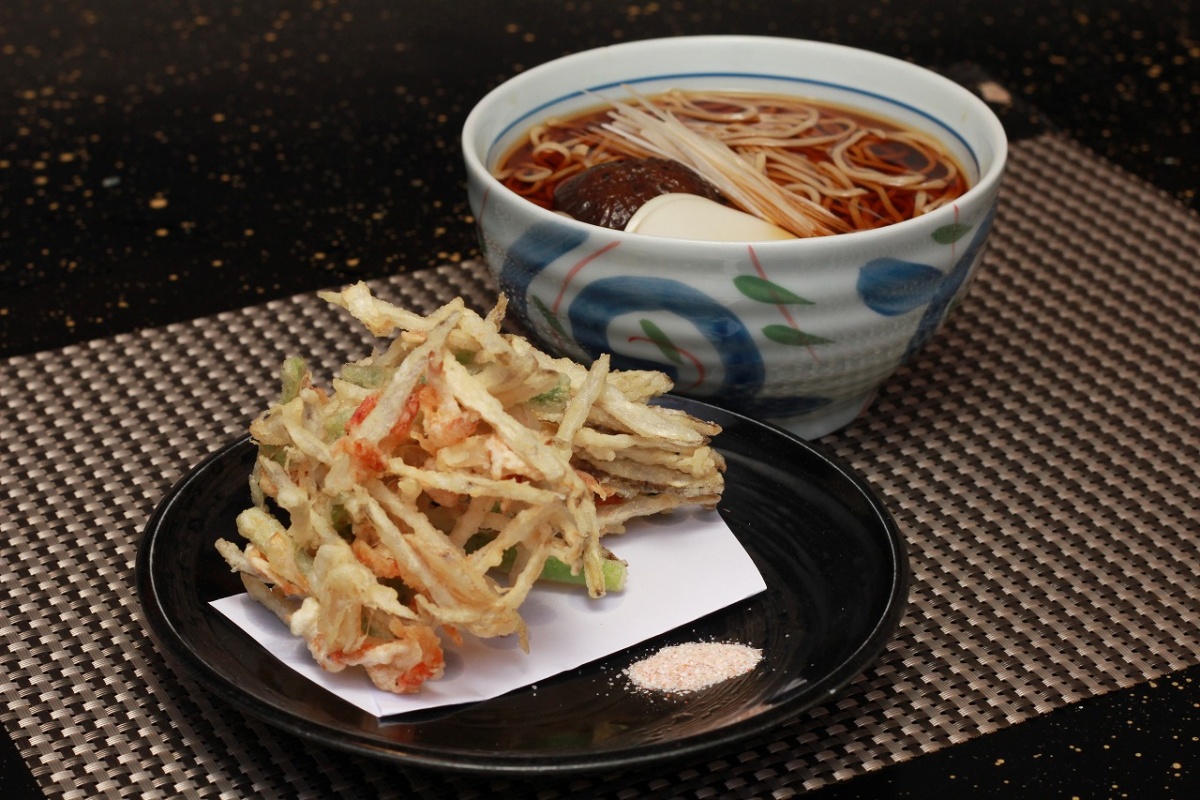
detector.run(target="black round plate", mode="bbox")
[136,397,908,775]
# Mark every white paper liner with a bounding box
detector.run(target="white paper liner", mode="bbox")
[212,507,766,716]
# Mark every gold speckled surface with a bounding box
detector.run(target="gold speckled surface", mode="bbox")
[1,1,1196,358]
[1,2,1198,798]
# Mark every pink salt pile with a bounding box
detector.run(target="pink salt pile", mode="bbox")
[625,642,762,694]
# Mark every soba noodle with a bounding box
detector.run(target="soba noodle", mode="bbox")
[494,90,969,238]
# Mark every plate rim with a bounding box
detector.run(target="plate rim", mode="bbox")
[136,397,909,775]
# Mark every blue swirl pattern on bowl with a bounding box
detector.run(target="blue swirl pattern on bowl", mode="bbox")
[463,37,1007,438]
[490,200,998,433]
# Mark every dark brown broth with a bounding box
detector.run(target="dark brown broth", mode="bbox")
[495,91,969,234]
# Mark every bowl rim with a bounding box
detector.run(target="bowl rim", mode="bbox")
[461,35,1008,249]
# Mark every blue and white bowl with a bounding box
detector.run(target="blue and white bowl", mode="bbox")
[462,36,1007,439]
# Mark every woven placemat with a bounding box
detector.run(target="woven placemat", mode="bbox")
[2,132,1199,799]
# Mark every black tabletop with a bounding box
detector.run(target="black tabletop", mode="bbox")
[2,1,1197,798]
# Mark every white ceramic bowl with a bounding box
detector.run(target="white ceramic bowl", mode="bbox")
[462,36,1007,438]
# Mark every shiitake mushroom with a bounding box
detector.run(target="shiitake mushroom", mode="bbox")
[552,157,726,230]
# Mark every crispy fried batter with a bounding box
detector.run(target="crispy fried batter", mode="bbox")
[215,283,725,693]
